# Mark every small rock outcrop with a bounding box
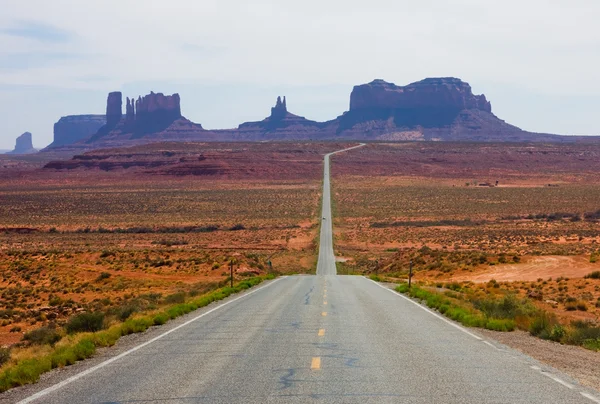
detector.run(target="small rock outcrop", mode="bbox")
[49,115,106,148]
[235,96,323,138]
[8,132,37,154]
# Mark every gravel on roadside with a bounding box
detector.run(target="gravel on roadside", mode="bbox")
[478,329,600,392]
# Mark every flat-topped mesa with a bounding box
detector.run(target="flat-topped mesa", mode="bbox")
[350,78,491,113]
[338,77,494,132]
[9,132,37,154]
[48,115,106,148]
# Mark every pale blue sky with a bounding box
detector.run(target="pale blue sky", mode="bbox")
[0,0,599,149]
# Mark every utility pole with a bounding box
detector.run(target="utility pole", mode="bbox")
[375,259,379,277]
[229,259,234,288]
[408,260,413,289]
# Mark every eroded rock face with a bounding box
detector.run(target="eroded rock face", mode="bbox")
[235,96,323,138]
[349,78,491,112]
[49,115,106,148]
[340,78,492,131]
[131,92,182,137]
[106,92,123,126]
[9,132,37,154]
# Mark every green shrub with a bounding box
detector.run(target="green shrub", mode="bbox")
[23,325,62,346]
[0,348,10,366]
[65,312,105,334]
[566,321,600,346]
[529,312,556,339]
[549,324,566,342]
[583,339,600,351]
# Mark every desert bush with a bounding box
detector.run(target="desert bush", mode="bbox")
[163,292,186,304]
[529,312,557,339]
[65,312,105,334]
[95,272,111,282]
[584,271,600,279]
[23,325,62,346]
[0,348,10,366]
[566,321,600,346]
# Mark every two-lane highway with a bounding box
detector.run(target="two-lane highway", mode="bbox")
[8,145,600,403]
[316,144,364,276]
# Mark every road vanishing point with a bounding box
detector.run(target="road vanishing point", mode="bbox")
[8,144,600,404]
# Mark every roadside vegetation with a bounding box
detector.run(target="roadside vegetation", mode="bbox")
[393,280,600,351]
[0,275,274,392]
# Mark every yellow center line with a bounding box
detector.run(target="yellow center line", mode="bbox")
[322,312,327,316]
[318,329,325,336]
[324,301,327,305]
[311,357,321,370]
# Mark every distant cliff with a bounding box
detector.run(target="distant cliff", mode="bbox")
[45,78,600,149]
[8,132,37,154]
[49,115,106,148]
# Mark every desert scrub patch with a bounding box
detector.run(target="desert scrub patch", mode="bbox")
[395,284,515,332]
[65,312,105,334]
[0,275,272,393]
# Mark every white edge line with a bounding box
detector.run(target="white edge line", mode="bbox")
[581,392,600,403]
[18,276,286,404]
[541,372,574,389]
[366,278,483,341]
[367,279,594,394]
[483,340,498,350]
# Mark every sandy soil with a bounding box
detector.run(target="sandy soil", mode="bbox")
[450,256,598,283]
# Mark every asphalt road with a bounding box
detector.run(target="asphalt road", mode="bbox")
[9,145,600,404]
[316,144,364,276]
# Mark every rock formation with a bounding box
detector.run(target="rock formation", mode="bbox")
[338,78,493,133]
[81,91,207,147]
[46,77,599,150]
[125,97,135,123]
[8,132,37,154]
[230,96,323,139]
[48,115,106,148]
[131,92,182,137]
[106,92,123,126]
[349,78,491,112]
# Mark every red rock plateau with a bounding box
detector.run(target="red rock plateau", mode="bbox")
[43,142,352,179]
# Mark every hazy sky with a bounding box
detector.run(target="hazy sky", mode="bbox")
[0,0,599,149]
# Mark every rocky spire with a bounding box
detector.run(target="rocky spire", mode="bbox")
[106,92,123,126]
[125,97,135,123]
[270,96,288,120]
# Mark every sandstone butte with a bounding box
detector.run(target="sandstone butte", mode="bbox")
[8,132,37,154]
[42,77,600,152]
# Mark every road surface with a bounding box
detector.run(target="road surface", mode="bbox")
[7,145,600,404]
